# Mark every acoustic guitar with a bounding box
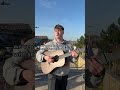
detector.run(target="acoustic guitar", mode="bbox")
[41,49,84,74]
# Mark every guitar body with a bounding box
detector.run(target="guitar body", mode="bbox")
[41,50,65,74]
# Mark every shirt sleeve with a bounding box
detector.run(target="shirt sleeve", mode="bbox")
[36,43,50,62]
[36,49,45,62]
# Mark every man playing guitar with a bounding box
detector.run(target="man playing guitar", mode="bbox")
[36,24,79,90]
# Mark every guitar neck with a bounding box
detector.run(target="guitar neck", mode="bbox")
[58,48,84,59]
[59,52,72,59]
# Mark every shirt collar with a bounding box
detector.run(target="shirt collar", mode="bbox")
[53,38,66,44]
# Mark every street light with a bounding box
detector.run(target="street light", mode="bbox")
[35,27,39,28]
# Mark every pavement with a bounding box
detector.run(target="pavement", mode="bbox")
[35,68,85,90]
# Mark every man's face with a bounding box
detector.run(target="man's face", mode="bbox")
[54,28,64,39]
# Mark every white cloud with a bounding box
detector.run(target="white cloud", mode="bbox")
[40,0,56,9]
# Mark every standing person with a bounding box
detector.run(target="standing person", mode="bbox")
[36,24,79,90]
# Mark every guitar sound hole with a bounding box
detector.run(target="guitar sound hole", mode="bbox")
[52,55,59,62]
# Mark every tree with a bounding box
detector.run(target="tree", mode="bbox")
[75,36,85,48]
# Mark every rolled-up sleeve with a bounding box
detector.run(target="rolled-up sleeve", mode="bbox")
[36,44,49,62]
[36,50,45,62]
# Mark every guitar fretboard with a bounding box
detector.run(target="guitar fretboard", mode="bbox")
[58,48,85,59]
[59,52,71,59]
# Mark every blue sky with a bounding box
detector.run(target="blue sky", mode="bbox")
[35,0,85,41]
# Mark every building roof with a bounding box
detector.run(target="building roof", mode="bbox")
[35,36,48,40]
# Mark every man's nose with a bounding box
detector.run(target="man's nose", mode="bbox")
[56,32,59,34]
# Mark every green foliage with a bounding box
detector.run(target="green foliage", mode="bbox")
[75,36,85,48]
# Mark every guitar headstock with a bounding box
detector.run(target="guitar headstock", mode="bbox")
[74,48,85,55]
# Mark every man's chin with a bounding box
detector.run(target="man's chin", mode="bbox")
[55,36,60,39]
